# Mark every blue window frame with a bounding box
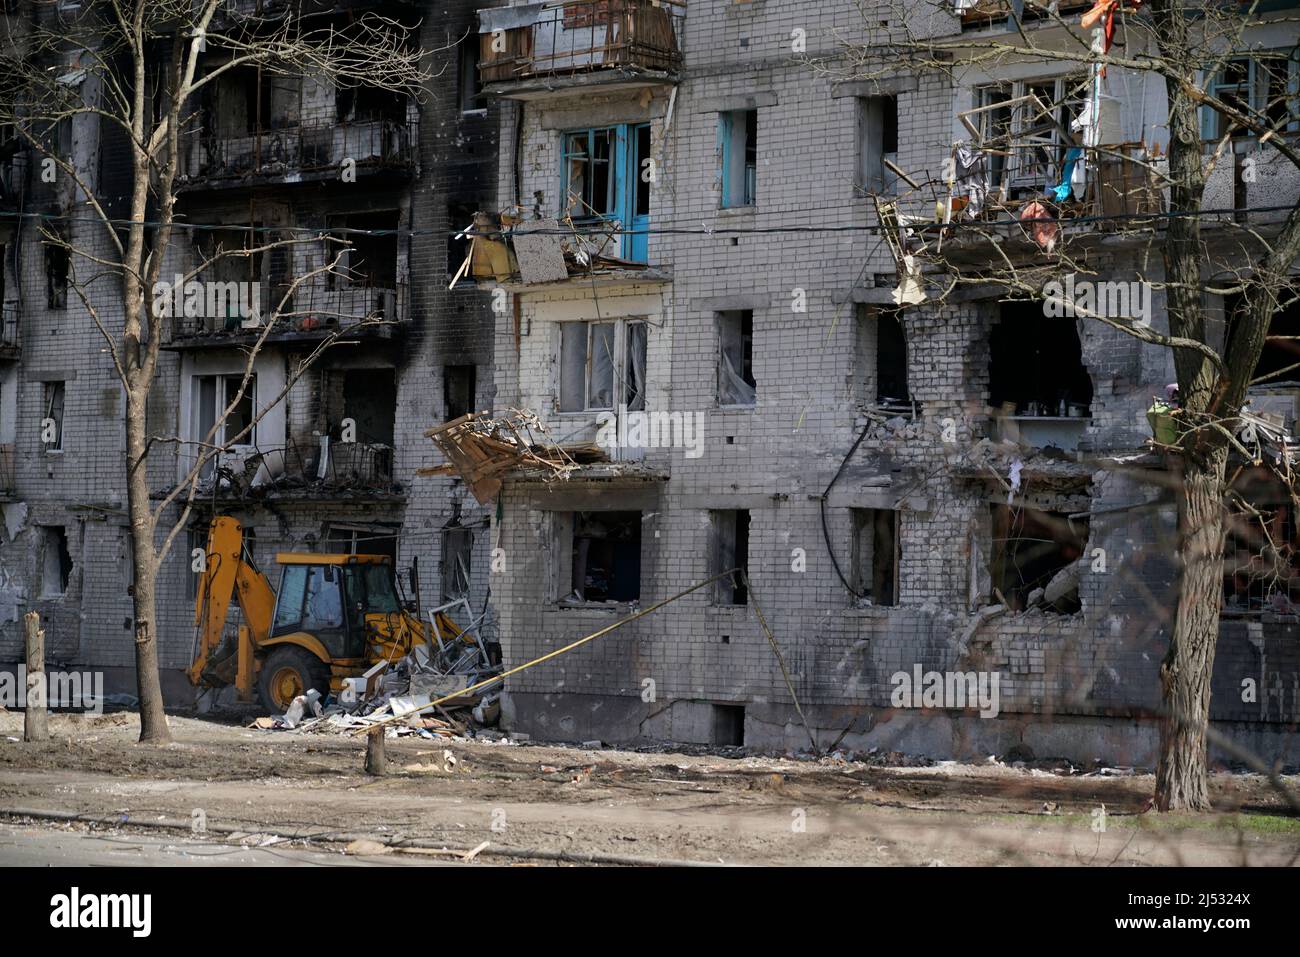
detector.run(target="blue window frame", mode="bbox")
[1201,51,1300,141]
[560,123,650,263]
[719,109,757,208]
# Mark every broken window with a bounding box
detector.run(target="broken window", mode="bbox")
[558,318,646,413]
[711,509,750,605]
[441,524,474,602]
[444,364,477,421]
[851,508,898,606]
[989,505,1087,613]
[989,301,1091,419]
[42,381,65,451]
[336,84,405,124]
[459,40,482,113]
[39,525,72,598]
[855,306,909,409]
[329,211,399,289]
[192,373,256,479]
[719,108,757,207]
[857,95,898,195]
[566,510,642,603]
[1232,294,1300,387]
[1010,76,1086,191]
[45,240,68,309]
[447,202,478,277]
[717,310,756,407]
[325,523,399,565]
[342,368,396,448]
[1202,52,1300,140]
[1223,468,1300,614]
[971,84,1013,191]
[560,123,650,261]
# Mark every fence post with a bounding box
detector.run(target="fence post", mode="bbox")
[23,611,47,743]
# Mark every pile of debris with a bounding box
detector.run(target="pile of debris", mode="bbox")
[420,409,607,505]
[252,608,506,739]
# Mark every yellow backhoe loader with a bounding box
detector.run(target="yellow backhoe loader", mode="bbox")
[187,516,465,712]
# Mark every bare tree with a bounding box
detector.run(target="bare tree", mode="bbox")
[0,0,428,743]
[818,0,1300,808]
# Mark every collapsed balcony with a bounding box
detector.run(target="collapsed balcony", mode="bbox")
[477,0,685,98]
[192,434,400,502]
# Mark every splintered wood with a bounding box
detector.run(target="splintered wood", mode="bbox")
[419,410,607,505]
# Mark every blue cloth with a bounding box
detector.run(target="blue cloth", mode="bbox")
[1051,147,1084,202]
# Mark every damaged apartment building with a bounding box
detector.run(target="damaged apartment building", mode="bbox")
[0,0,499,699]
[466,0,1300,764]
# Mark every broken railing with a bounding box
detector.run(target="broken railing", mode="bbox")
[199,434,396,498]
[188,115,416,182]
[478,0,685,84]
[171,281,405,339]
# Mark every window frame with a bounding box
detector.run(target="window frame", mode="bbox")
[557,317,647,414]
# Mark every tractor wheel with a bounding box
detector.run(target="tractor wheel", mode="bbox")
[258,647,331,714]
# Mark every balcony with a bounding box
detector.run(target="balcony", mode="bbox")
[181,115,416,190]
[477,0,685,99]
[0,443,13,499]
[194,434,400,502]
[0,301,18,359]
[166,281,408,350]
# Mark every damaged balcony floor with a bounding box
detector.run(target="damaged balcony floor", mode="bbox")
[0,713,1296,867]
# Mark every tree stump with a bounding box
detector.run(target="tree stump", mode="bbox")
[24,612,47,743]
[365,726,386,776]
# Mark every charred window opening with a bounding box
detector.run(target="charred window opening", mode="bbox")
[458,40,482,113]
[1232,294,1300,387]
[444,364,477,421]
[717,310,756,407]
[329,211,399,289]
[340,368,396,448]
[989,302,1092,418]
[441,524,474,602]
[1223,468,1300,614]
[566,510,642,603]
[45,240,68,309]
[447,202,478,277]
[851,508,898,606]
[39,525,72,597]
[990,504,1088,613]
[336,84,406,125]
[711,509,750,605]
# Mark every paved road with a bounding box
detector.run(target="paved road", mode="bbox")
[0,823,450,867]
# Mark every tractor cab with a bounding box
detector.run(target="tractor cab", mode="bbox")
[270,554,399,661]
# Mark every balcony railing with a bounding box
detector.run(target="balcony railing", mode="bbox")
[186,115,416,184]
[479,0,685,86]
[0,443,14,498]
[197,434,397,498]
[170,281,406,342]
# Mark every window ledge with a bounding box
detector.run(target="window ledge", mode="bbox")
[547,602,637,613]
[717,206,756,219]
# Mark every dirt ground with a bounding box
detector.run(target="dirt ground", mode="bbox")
[1,709,1297,866]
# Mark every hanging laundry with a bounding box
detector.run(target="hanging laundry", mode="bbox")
[953,143,991,218]
[1051,147,1086,202]
[1019,200,1059,253]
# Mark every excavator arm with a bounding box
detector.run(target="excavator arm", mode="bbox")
[187,516,277,690]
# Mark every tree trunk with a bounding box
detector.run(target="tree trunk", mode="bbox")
[126,386,172,745]
[1155,448,1226,810]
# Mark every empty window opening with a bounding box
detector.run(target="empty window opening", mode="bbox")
[336,84,405,125]
[559,318,646,413]
[989,302,1092,418]
[39,525,72,597]
[990,505,1088,613]
[342,368,397,448]
[1223,468,1300,614]
[711,509,750,605]
[855,306,910,409]
[441,524,474,602]
[566,510,642,603]
[1201,53,1299,141]
[858,95,898,194]
[447,202,478,277]
[719,109,757,207]
[444,364,477,421]
[328,211,399,290]
[43,381,65,451]
[1232,294,1300,387]
[45,241,69,309]
[712,704,745,747]
[717,310,756,407]
[851,508,898,606]
[325,523,398,565]
[459,40,482,113]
